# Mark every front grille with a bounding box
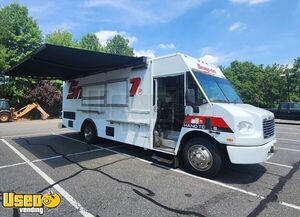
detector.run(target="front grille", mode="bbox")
[263,118,275,139]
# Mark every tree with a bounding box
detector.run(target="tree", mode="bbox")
[0,45,9,71]
[223,61,264,106]
[80,33,102,52]
[286,58,300,102]
[0,3,42,106]
[259,64,286,106]
[0,3,42,69]
[223,61,291,108]
[105,35,134,56]
[45,30,78,48]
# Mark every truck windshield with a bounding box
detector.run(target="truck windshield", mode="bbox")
[193,71,242,103]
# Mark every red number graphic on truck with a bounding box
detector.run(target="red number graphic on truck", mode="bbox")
[67,80,82,99]
[129,77,141,97]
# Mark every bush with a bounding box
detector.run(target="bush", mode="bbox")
[25,80,62,117]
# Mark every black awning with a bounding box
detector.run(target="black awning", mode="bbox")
[3,44,147,80]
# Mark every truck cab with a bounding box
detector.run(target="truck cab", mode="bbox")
[274,102,300,120]
[0,99,11,122]
[152,54,277,177]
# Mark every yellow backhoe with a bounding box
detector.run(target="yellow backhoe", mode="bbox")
[0,99,49,123]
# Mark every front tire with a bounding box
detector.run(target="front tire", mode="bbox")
[0,113,10,123]
[82,122,97,144]
[182,138,223,178]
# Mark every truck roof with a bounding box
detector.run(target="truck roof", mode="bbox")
[151,53,226,78]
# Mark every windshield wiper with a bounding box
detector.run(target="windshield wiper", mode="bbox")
[212,99,229,103]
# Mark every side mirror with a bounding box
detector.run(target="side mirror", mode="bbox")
[186,89,199,113]
[186,89,196,105]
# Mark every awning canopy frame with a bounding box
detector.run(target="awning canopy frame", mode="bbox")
[3,44,147,80]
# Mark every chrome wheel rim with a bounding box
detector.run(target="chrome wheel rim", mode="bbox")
[84,126,93,141]
[188,145,213,171]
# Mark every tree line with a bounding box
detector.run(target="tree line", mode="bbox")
[0,3,299,117]
[222,59,300,108]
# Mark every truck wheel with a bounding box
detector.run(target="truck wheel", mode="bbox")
[182,138,223,178]
[82,122,97,144]
[0,113,10,123]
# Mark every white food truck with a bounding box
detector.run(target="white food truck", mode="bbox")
[5,44,277,178]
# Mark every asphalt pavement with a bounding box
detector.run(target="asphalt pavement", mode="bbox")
[0,119,299,217]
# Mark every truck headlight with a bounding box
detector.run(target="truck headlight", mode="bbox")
[237,121,254,134]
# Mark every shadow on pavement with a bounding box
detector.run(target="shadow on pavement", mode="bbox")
[11,132,266,185]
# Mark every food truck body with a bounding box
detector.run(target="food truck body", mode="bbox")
[61,53,277,178]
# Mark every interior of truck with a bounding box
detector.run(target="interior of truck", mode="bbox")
[153,74,185,153]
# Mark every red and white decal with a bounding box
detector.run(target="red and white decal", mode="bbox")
[196,63,217,75]
[183,116,233,133]
[67,80,82,99]
[129,77,141,97]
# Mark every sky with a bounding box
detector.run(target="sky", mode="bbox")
[0,0,300,66]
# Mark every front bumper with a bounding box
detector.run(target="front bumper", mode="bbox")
[227,139,277,164]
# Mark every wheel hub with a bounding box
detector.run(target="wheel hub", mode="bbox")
[84,126,93,140]
[188,145,213,171]
[0,115,8,122]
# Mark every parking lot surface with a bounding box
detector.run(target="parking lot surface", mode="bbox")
[0,119,300,217]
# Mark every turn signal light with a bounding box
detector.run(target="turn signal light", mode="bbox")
[226,138,234,142]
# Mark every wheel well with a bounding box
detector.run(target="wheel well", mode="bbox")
[0,111,11,117]
[81,119,97,136]
[178,130,227,156]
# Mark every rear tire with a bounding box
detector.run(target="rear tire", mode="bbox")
[182,138,223,178]
[0,113,10,123]
[82,122,97,144]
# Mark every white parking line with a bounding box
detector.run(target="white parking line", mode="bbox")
[52,133,86,144]
[277,138,300,143]
[280,202,300,210]
[0,161,27,169]
[0,142,123,170]
[1,139,94,217]
[279,147,300,153]
[1,131,68,139]
[276,125,300,128]
[276,132,300,135]
[54,133,300,211]
[264,161,293,169]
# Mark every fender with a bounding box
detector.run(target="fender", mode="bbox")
[174,128,222,155]
[0,110,11,114]
[81,118,98,136]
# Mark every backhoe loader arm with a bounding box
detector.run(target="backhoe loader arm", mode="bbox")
[12,103,49,120]
[35,104,50,120]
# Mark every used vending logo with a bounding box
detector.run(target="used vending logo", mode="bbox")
[2,191,61,215]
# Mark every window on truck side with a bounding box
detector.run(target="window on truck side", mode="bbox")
[186,72,207,106]
[279,103,288,110]
[290,103,300,111]
[0,101,9,110]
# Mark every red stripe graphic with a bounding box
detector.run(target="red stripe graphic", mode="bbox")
[184,116,230,129]
[210,117,229,129]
